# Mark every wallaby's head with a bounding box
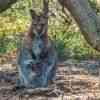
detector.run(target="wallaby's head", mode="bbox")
[30,9,48,37]
[30,0,48,37]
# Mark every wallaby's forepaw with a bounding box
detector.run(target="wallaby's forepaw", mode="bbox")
[16,79,25,89]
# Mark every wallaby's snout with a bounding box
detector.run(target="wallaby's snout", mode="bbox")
[36,25,42,33]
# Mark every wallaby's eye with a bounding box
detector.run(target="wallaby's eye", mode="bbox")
[33,23,37,25]
[41,24,45,26]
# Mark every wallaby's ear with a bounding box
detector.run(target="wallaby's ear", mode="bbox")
[43,0,49,17]
[30,9,37,19]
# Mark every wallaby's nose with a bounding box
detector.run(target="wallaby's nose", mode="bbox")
[37,26,41,31]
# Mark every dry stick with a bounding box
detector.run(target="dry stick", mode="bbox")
[0,85,54,96]
[15,87,55,96]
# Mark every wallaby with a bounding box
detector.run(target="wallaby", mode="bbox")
[17,0,57,88]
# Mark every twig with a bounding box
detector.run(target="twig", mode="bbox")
[16,87,54,95]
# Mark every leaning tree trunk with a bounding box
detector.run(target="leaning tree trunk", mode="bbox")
[0,0,17,13]
[58,0,100,51]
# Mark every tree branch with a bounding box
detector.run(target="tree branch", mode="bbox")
[0,0,17,13]
[58,0,100,52]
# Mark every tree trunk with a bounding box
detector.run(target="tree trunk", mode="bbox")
[58,0,100,51]
[0,0,17,13]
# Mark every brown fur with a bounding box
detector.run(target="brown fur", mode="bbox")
[17,0,57,88]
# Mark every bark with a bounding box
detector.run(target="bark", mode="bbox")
[58,0,100,51]
[0,0,17,13]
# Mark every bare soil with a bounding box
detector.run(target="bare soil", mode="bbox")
[0,57,100,100]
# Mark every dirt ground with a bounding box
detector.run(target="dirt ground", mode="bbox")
[0,56,100,100]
